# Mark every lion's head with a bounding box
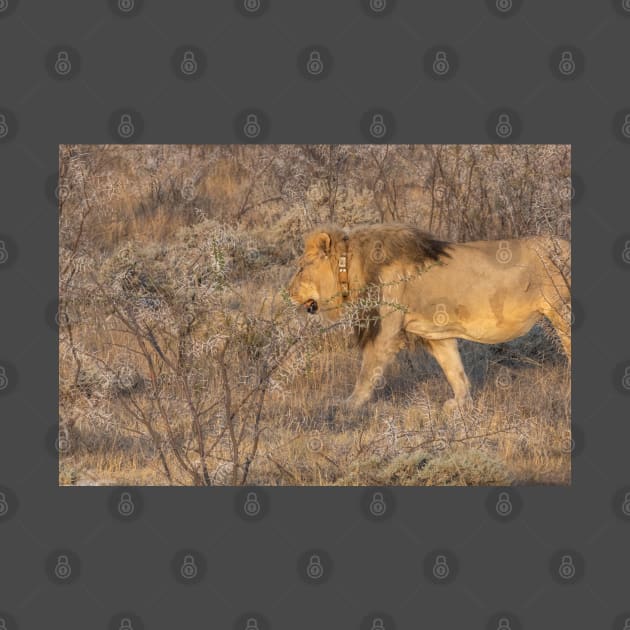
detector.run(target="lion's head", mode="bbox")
[288,224,451,328]
[287,227,348,321]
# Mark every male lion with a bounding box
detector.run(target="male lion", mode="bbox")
[287,223,570,412]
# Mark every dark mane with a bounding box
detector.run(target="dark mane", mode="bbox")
[348,224,451,347]
[351,223,451,286]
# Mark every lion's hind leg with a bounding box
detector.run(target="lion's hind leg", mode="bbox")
[423,338,472,413]
[540,303,571,365]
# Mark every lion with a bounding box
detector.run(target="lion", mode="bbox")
[287,223,570,412]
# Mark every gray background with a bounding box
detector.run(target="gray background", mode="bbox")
[1,0,630,628]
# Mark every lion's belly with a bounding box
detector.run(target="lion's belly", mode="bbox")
[401,269,543,344]
[403,310,540,344]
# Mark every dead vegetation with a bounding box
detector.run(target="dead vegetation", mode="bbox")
[58,144,571,486]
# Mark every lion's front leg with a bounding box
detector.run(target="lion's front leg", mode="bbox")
[423,338,472,412]
[345,332,401,410]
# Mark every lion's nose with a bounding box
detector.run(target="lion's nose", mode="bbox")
[306,299,318,314]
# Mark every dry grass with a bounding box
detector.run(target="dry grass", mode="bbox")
[58,144,571,486]
[59,279,570,486]
[60,328,570,486]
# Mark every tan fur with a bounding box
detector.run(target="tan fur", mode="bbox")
[287,223,571,411]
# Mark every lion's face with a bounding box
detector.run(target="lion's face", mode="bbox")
[287,232,342,320]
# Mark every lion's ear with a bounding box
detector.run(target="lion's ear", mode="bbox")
[305,232,332,256]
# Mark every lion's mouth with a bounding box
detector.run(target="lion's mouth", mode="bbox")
[304,299,318,314]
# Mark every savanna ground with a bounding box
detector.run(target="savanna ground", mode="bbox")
[58,144,572,486]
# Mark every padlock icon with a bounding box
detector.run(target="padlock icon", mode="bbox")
[623,617,630,630]
[432,554,450,579]
[495,113,513,138]
[496,366,510,389]
[0,114,8,139]
[0,240,8,264]
[54,51,72,76]
[55,183,69,202]
[371,240,385,262]
[432,51,449,76]
[371,618,385,630]
[180,50,198,76]
[432,304,449,327]
[495,0,513,12]
[369,0,387,12]
[620,114,630,139]
[0,0,8,12]
[621,492,630,516]
[0,365,8,390]
[243,0,261,11]
[117,114,135,139]
[180,554,198,579]
[623,367,630,390]
[306,50,324,76]
[0,618,7,630]
[181,177,195,201]
[245,618,259,630]
[243,114,261,139]
[243,491,261,516]
[118,0,135,11]
[56,426,70,452]
[371,367,385,390]
[0,492,8,516]
[495,491,513,516]
[496,241,512,263]
[369,491,386,516]
[623,0,630,11]
[558,554,575,580]
[306,554,324,579]
[117,491,135,516]
[497,618,511,630]
[622,241,630,264]
[434,178,446,200]
[369,114,387,139]
[54,554,72,580]
[119,618,134,630]
[558,51,575,76]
